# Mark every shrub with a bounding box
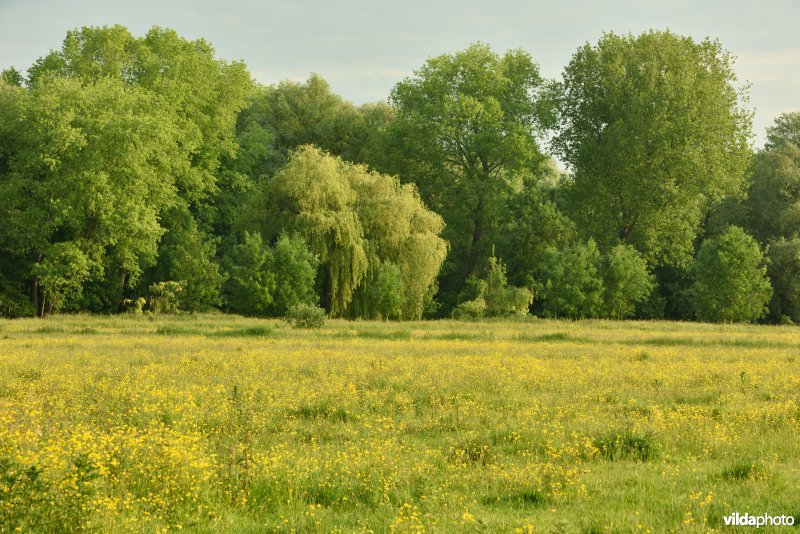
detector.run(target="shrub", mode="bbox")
[148,281,183,314]
[285,303,326,329]
[452,256,532,319]
[537,240,604,319]
[451,297,487,320]
[483,256,533,317]
[370,262,405,320]
[691,226,772,323]
[601,245,655,319]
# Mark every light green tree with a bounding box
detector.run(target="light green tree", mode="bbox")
[27,25,252,207]
[452,256,533,319]
[370,262,405,320]
[0,76,184,316]
[31,242,93,316]
[240,145,447,319]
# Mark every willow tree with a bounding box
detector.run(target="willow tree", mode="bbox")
[240,145,447,318]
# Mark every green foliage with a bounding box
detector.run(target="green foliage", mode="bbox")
[240,145,446,319]
[370,262,405,320]
[483,256,533,317]
[234,74,380,175]
[0,76,181,314]
[1,67,23,87]
[495,159,577,287]
[154,211,224,312]
[538,240,604,319]
[744,112,800,244]
[387,42,550,304]
[32,243,93,316]
[284,303,327,329]
[553,30,752,267]
[270,233,320,315]
[122,297,147,314]
[221,232,275,317]
[0,25,251,316]
[691,226,772,323]
[221,232,318,317]
[453,256,532,319]
[27,24,252,205]
[765,238,800,323]
[148,281,183,314]
[451,297,487,320]
[601,245,655,319]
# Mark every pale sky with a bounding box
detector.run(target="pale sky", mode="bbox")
[1,0,798,148]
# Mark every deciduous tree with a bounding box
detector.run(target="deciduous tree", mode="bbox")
[553,30,752,267]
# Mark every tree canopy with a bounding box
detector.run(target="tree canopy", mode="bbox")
[552,30,753,267]
[1,26,795,324]
[239,145,447,319]
[385,43,550,309]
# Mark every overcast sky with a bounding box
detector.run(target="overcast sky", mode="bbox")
[1,0,797,148]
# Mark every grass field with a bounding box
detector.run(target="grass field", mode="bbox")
[0,315,798,532]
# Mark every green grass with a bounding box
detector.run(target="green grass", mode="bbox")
[0,313,798,532]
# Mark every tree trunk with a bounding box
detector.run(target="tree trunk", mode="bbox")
[114,271,128,313]
[468,195,486,274]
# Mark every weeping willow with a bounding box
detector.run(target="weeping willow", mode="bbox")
[240,145,447,318]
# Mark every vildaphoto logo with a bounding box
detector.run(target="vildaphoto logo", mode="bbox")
[723,513,795,528]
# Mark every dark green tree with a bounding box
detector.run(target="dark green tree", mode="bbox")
[495,158,576,288]
[386,43,550,308]
[553,30,752,267]
[537,240,604,319]
[270,233,319,315]
[600,245,654,319]
[691,226,772,323]
[221,232,275,317]
[744,112,800,244]
[764,238,800,323]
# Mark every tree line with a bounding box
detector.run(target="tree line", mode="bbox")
[1,25,797,323]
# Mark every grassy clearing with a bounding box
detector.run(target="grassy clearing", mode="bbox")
[0,315,798,532]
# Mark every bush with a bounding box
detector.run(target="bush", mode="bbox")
[451,297,487,320]
[483,256,533,317]
[691,226,772,323]
[370,262,405,320]
[452,256,532,319]
[148,281,183,314]
[284,303,326,329]
[537,240,604,319]
[601,245,655,319]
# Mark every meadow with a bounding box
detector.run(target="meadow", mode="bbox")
[0,315,798,532]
